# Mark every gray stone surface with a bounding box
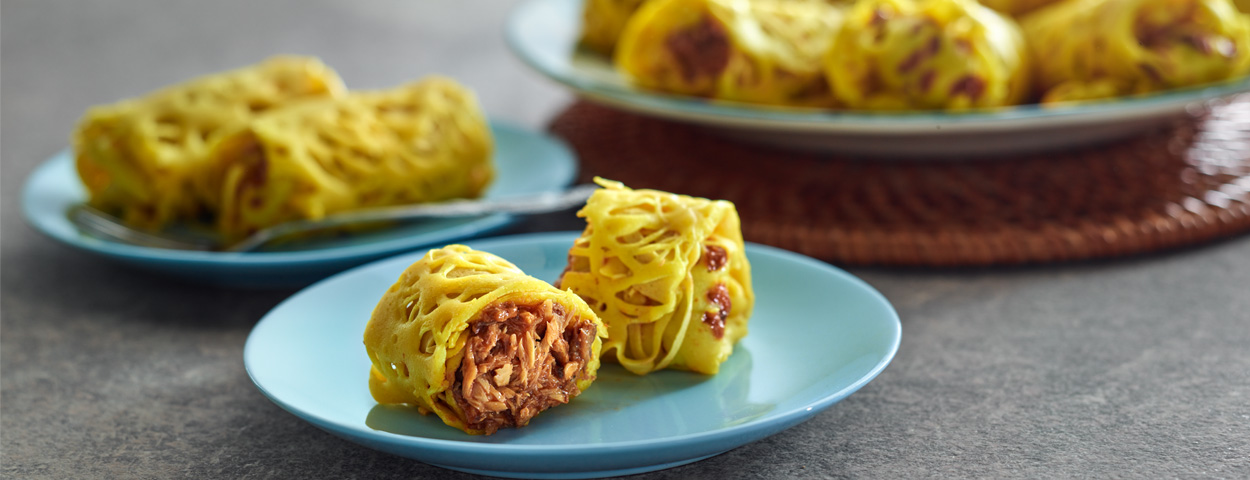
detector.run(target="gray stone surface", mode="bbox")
[3,1,1249,478]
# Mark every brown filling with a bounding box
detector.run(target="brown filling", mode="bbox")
[452,299,597,434]
[702,244,728,272]
[665,17,731,83]
[1135,6,1195,52]
[702,282,731,340]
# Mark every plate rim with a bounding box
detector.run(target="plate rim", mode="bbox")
[20,121,571,267]
[243,231,902,458]
[504,0,1250,133]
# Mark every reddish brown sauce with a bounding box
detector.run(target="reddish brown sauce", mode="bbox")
[949,75,986,100]
[665,17,731,83]
[701,283,731,340]
[1139,63,1164,83]
[898,36,941,74]
[1135,6,1206,59]
[702,245,728,272]
[918,69,937,93]
[238,144,268,190]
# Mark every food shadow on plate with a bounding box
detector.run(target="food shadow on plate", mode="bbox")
[364,346,775,443]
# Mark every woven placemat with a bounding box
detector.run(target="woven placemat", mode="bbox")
[548,96,1250,266]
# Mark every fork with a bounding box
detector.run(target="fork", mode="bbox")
[69,184,599,252]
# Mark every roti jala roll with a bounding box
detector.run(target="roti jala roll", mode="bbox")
[556,179,754,375]
[364,245,607,435]
[825,0,1030,110]
[198,77,494,243]
[73,56,344,230]
[1022,0,1250,104]
[615,0,844,107]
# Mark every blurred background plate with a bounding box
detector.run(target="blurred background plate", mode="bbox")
[244,232,901,479]
[506,0,1250,158]
[21,121,576,288]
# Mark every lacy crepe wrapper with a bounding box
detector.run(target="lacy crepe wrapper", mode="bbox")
[1022,0,1250,103]
[615,0,845,107]
[825,0,1030,110]
[557,179,754,376]
[74,56,345,230]
[365,245,607,435]
[197,77,494,242]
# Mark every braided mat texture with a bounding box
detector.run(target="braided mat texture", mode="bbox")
[549,96,1250,266]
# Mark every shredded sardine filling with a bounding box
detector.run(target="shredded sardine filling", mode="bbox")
[453,299,596,434]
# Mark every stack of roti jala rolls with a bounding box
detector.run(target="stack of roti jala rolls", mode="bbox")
[580,0,1250,109]
[74,56,494,242]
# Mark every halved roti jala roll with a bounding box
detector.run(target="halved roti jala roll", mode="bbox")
[557,179,754,375]
[364,245,607,435]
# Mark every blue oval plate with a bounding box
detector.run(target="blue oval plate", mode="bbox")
[20,122,576,287]
[506,0,1250,156]
[244,232,901,479]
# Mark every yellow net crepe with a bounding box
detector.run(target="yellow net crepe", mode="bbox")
[556,179,754,375]
[1022,0,1250,104]
[615,0,844,107]
[198,77,494,242]
[581,0,651,55]
[364,245,607,435]
[825,0,1030,110]
[73,56,345,230]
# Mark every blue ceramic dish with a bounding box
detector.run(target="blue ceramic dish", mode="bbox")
[505,0,1250,156]
[21,122,577,287]
[244,232,902,478]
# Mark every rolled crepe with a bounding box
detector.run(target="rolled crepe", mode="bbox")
[825,0,1031,110]
[199,77,494,242]
[977,0,1063,16]
[615,0,844,107]
[364,245,607,435]
[556,179,754,375]
[1022,0,1250,104]
[73,56,345,230]
[580,0,651,55]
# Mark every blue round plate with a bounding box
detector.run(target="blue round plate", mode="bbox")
[243,231,901,479]
[505,0,1250,156]
[20,122,576,287]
